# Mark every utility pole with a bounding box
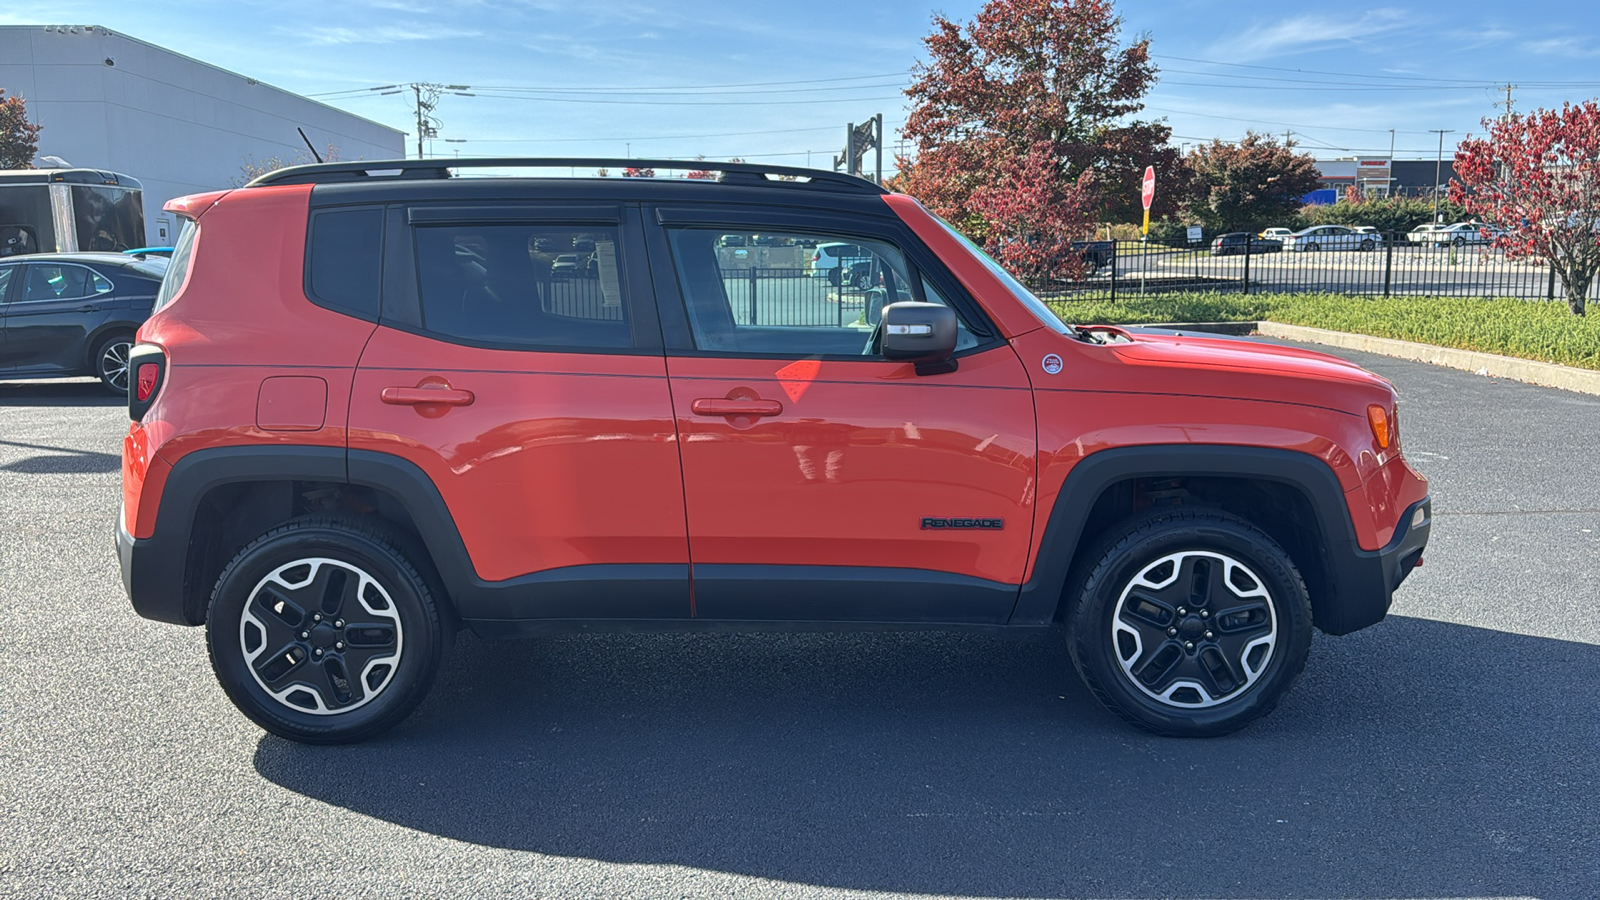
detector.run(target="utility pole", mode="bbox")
[1495,84,1517,122]
[1429,129,1453,223]
[1387,129,1395,198]
[366,83,474,158]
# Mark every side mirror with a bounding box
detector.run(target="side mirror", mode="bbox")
[881,301,958,375]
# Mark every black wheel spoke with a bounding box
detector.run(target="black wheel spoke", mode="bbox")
[1213,601,1272,636]
[252,640,308,685]
[1133,641,1184,691]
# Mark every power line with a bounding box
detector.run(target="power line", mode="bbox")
[308,71,908,99]
[464,91,907,106]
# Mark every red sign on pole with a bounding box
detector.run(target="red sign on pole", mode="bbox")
[1141,166,1156,210]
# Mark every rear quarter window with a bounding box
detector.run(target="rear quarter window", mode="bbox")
[152,220,197,312]
[307,207,383,319]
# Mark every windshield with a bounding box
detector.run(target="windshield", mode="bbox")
[924,210,1071,334]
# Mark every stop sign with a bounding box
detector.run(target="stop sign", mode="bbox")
[1141,166,1155,210]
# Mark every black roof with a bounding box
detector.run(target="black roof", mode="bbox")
[0,169,142,188]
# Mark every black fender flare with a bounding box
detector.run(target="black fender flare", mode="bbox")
[1008,445,1378,634]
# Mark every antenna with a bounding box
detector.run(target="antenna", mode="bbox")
[296,127,322,164]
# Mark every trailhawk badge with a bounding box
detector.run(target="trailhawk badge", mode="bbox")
[1041,353,1064,375]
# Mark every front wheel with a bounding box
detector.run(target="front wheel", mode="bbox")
[1066,508,1313,737]
[1359,239,1376,252]
[206,518,451,744]
[1303,242,1321,253]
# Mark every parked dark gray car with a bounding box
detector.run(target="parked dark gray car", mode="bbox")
[0,252,167,393]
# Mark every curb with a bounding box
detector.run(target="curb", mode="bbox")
[1255,321,1600,397]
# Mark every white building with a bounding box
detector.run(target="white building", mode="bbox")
[0,25,404,245]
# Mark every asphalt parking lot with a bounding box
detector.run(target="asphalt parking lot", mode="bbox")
[2,345,1597,899]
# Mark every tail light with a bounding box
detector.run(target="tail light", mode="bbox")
[128,344,167,422]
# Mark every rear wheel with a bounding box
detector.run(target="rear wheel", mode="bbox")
[1359,239,1376,252]
[1066,508,1313,737]
[206,518,450,744]
[1304,242,1321,253]
[93,333,133,395]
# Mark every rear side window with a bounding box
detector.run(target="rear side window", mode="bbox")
[412,223,630,350]
[22,264,94,301]
[152,219,197,312]
[308,208,383,319]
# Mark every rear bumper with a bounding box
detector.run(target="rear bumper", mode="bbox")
[1318,495,1431,635]
[117,509,193,626]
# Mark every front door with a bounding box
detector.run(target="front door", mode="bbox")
[648,210,1038,624]
[2,262,114,372]
[346,202,690,621]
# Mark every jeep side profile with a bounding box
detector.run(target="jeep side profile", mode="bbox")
[117,159,1430,743]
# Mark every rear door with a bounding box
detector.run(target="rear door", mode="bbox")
[346,202,691,622]
[647,204,1038,625]
[0,264,14,365]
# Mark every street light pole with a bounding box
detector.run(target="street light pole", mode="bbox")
[1430,129,1453,223]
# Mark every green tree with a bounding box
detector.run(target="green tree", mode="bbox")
[1181,133,1320,232]
[0,89,42,169]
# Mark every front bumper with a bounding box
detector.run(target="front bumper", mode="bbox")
[1318,495,1431,635]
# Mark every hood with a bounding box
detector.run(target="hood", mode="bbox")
[1077,325,1395,401]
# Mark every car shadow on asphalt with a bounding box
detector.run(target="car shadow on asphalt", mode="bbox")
[253,616,1598,899]
[0,438,122,473]
[0,379,122,407]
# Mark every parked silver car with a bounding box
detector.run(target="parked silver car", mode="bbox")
[1281,225,1383,253]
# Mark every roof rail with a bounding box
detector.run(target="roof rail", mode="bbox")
[246,157,887,193]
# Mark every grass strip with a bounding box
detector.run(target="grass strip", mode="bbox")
[1046,292,1600,372]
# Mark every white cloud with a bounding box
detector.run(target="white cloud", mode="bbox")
[1521,36,1600,58]
[296,24,483,45]
[1219,9,1409,60]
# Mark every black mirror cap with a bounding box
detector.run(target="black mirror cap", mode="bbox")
[881,301,958,375]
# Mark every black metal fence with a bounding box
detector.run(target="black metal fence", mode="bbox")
[1040,234,1568,303]
[724,267,871,327]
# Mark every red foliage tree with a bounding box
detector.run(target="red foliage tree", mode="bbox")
[0,88,43,169]
[622,166,656,178]
[897,0,1176,282]
[1451,101,1600,316]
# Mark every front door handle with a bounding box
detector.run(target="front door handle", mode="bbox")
[691,398,783,417]
[381,386,475,407]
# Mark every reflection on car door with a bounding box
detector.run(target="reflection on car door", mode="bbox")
[346,203,692,621]
[648,207,1038,625]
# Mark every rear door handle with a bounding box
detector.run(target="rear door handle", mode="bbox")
[381,387,475,407]
[691,398,783,417]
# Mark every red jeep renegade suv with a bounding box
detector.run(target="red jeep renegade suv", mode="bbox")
[117,159,1430,743]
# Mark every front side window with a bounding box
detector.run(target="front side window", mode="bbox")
[664,227,979,357]
[22,264,93,302]
[413,223,630,350]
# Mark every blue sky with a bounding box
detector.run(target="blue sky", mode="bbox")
[7,0,1600,167]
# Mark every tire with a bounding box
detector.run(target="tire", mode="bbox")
[1452,237,1466,247]
[852,270,872,291]
[206,517,451,744]
[1359,239,1376,252]
[93,333,134,396]
[1304,242,1320,253]
[1065,508,1313,737]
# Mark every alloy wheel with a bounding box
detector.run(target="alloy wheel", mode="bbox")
[239,557,405,715]
[100,340,132,393]
[1111,551,1277,708]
